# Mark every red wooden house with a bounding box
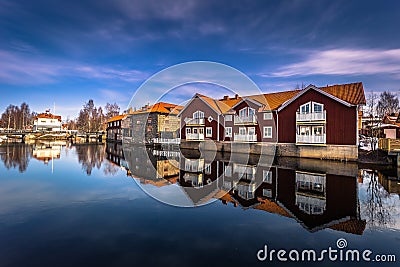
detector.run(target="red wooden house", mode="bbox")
[180,83,366,148]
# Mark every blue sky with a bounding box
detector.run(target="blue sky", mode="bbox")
[0,0,399,120]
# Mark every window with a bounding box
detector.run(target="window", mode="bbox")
[248,127,255,135]
[249,108,255,116]
[263,189,272,198]
[239,108,247,117]
[313,126,324,136]
[199,128,204,135]
[239,107,255,117]
[224,165,232,177]
[263,126,272,138]
[263,170,272,183]
[186,128,191,134]
[239,127,246,135]
[300,103,310,114]
[205,164,211,174]
[193,128,198,134]
[313,103,323,113]
[225,115,232,121]
[206,127,212,137]
[225,127,232,137]
[263,112,272,120]
[193,110,204,119]
[299,126,311,135]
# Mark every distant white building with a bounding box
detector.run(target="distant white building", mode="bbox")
[33,112,62,131]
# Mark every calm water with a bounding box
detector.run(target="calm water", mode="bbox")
[0,141,399,267]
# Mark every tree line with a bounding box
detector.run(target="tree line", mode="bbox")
[366,90,399,118]
[73,100,120,133]
[0,103,36,130]
[0,100,120,133]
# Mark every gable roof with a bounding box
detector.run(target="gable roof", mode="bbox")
[130,102,183,116]
[319,82,366,105]
[178,93,236,116]
[227,90,301,112]
[107,114,127,123]
[35,112,62,121]
[256,90,302,111]
[278,82,366,111]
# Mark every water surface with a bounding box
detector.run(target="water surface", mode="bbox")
[0,141,399,267]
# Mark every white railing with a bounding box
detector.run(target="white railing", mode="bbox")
[296,111,326,122]
[296,134,326,144]
[234,115,257,124]
[184,118,205,125]
[186,133,204,140]
[234,133,257,142]
[152,138,181,144]
[184,159,204,172]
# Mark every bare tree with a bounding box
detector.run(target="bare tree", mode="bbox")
[105,102,120,119]
[376,91,399,118]
[76,99,106,133]
[361,171,394,229]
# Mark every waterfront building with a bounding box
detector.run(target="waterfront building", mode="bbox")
[33,111,62,132]
[122,102,183,144]
[106,114,127,143]
[179,82,366,160]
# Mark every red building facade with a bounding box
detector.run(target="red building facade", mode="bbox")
[179,83,366,147]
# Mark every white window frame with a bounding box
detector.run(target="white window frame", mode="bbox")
[193,110,204,119]
[239,108,247,117]
[225,115,232,121]
[313,126,324,136]
[263,170,272,183]
[312,102,324,113]
[263,112,272,120]
[225,127,232,137]
[206,127,212,137]
[300,102,311,114]
[225,165,232,177]
[248,127,255,135]
[263,189,272,198]
[239,127,246,135]
[205,164,211,174]
[249,107,255,116]
[263,126,273,138]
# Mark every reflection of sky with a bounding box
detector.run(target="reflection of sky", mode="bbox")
[358,171,400,231]
[0,146,146,220]
[1,146,400,266]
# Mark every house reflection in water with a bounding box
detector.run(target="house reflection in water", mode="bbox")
[121,144,180,187]
[178,151,366,235]
[107,145,367,235]
[32,141,62,164]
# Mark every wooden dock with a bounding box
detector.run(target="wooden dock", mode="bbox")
[378,138,400,166]
[378,138,400,153]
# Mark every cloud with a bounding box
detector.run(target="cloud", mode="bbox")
[270,48,400,78]
[0,50,148,85]
[99,89,131,102]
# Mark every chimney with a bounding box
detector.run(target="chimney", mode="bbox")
[223,95,229,100]
[234,94,239,99]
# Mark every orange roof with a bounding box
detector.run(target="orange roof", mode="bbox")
[196,94,236,114]
[107,114,127,123]
[319,82,366,105]
[251,90,301,111]
[35,113,61,121]
[255,197,293,218]
[131,102,183,115]
[329,218,366,235]
[256,82,365,111]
